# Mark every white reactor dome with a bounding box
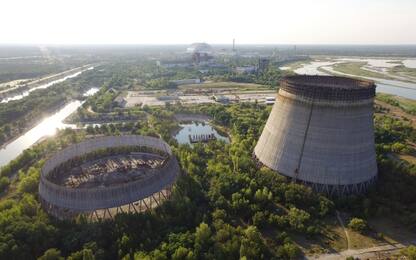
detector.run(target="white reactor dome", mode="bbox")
[186,42,212,54]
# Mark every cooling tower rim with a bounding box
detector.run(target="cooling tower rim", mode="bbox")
[283,75,375,90]
[281,75,376,101]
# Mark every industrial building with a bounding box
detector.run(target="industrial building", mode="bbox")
[234,66,257,74]
[39,135,179,220]
[186,42,212,54]
[258,58,270,73]
[187,43,213,65]
[254,75,377,196]
[170,78,201,86]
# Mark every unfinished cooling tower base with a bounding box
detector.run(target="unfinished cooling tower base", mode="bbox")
[300,177,376,196]
[39,135,180,220]
[254,154,376,197]
[40,185,173,221]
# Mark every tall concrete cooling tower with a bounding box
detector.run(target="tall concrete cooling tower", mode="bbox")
[254,75,377,196]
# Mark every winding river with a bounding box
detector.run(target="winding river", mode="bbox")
[294,62,416,100]
[0,88,99,168]
[1,66,94,103]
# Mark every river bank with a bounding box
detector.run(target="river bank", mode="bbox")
[0,99,68,149]
[0,87,98,168]
[0,65,94,103]
[292,58,416,100]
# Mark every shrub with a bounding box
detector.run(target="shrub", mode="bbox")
[38,248,64,260]
[401,245,416,260]
[0,176,10,192]
[347,218,367,233]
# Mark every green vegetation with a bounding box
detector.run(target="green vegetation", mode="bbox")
[376,93,400,106]
[0,59,67,84]
[67,107,146,124]
[400,245,416,260]
[209,66,283,88]
[0,67,109,146]
[0,103,335,259]
[0,99,415,259]
[279,59,311,71]
[376,93,416,115]
[389,65,416,78]
[347,218,367,233]
[0,46,92,84]
[1,52,416,258]
[178,81,268,91]
[337,112,416,233]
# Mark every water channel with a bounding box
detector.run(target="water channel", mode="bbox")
[0,87,99,168]
[2,59,415,169]
[1,66,94,103]
[174,121,229,145]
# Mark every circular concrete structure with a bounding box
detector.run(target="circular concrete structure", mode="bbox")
[39,135,179,219]
[254,75,377,196]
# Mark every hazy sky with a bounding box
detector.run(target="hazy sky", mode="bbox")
[1,0,415,44]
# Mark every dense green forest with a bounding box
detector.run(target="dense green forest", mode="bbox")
[0,53,93,84]
[0,102,415,259]
[0,60,66,84]
[0,55,415,259]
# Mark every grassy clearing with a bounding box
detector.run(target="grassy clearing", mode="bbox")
[387,61,404,65]
[396,96,416,114]
[347,229,380,250]
[368,217,416,244]
[376,93,416,115]
[280,60,311,71]
[398,154,416,164]
[294,214,415,255]
[389,65,416,78]
[129,84,146,91]
[293,216,348,255]
[323,224,348,252]
[332,62,393,80]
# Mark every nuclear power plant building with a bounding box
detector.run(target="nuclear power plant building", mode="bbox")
[254,75,377,196]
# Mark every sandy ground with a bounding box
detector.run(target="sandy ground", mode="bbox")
[174,113,212,122]
[309,242,414,260]
[124,90,276,108]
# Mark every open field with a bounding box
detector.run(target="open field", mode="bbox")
[178,81,269,90]
[123,81,276,108]
[302,215,415,259]
[294,58,416,86]
[369,217,416,244]
[389,65,416,79]
[332,62,394,80]
[376,93,416,115]
[124,91,276,107]
[0,65,93,97]
[279,60,311,71]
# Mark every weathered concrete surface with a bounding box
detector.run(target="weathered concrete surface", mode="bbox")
[39,135,179,213]
[255,76,377,195]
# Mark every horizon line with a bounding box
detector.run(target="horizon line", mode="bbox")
[1,42,416,46]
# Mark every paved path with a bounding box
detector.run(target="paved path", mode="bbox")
[336,210,350,250]
[309,242,413,260]
[308,210,416,259]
